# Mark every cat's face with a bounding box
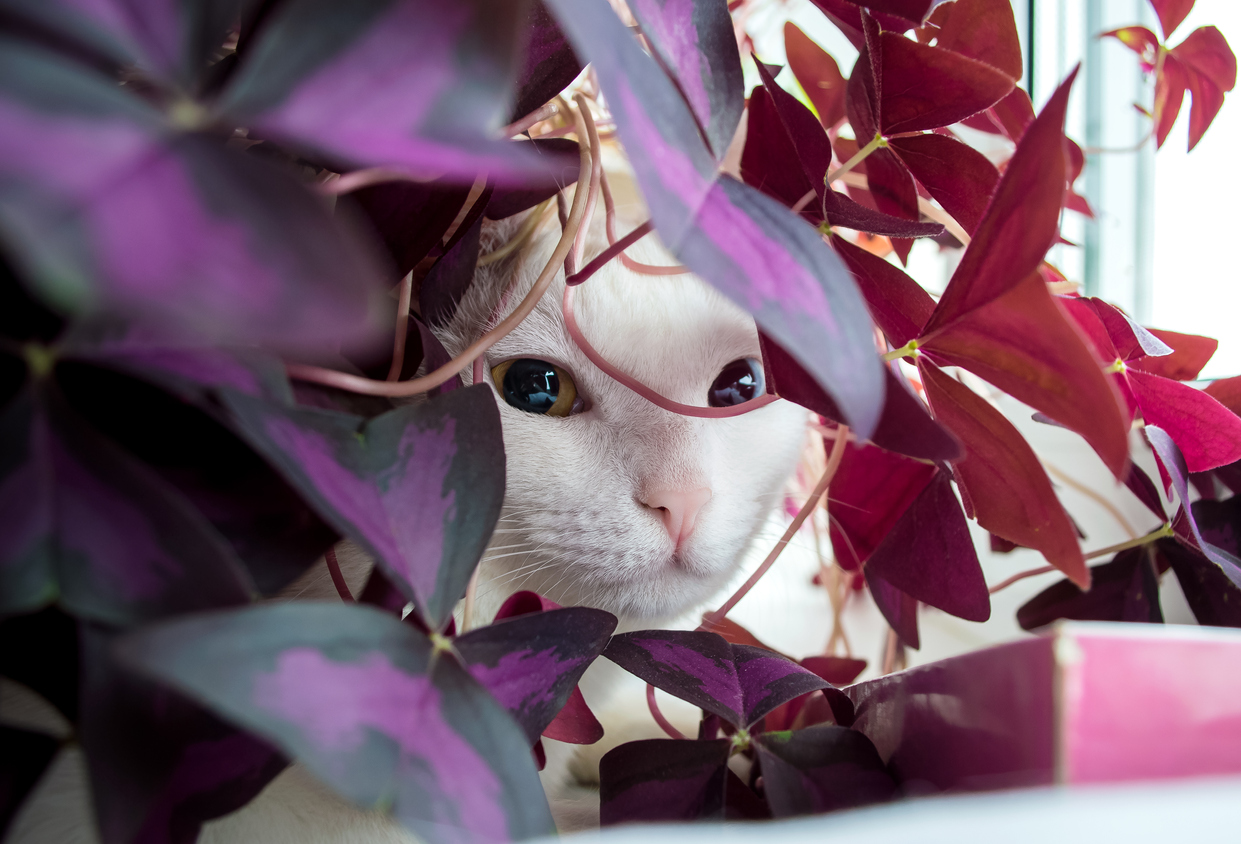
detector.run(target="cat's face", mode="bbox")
[438,201,807,624]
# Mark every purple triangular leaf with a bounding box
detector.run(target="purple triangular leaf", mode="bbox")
[454,607,617,745]
[733,645,834,727]
[1124,461,1168,520]
[865,471,990,622]
[599,738,730,824]
[544,0,884,437]
[1016,548,1163,630]
[1192,495,1241,559]
[221,0,548,183]
[80,626,287,844]
[219,385,503,629]
[1157,538,1241,628]
[348,180,473,281]
[754,725,894,817]
[630,0,744,159]
[865,568,919,649]
[485,138,581,220]
[510,0,582,123]
[421,216,483,329]
[117,603,555,844]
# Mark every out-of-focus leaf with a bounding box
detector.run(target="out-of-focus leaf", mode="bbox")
[348,180,472,281]
[1157,537,1241,628]
[222,0,544,183]
[1131,328,1218,381]
[923,69,1076,334]
[220,385,504,629]
[603,630,831,728]
[1154,52,1189,148]
[920,362,1088,588]
[120,604,555,844]
[545,0,885,437]
[785,22,847,129]
[485,138,580,220]
[0,380,254,624]
[1016,547,1163,630]
[755,725,894,817]
[826,441,937,570]
[924,0,1023,80]
[865,471,990,622]
[510,0,581,122]
[864,568,919,648]
[1151,0,1194,40]
[887,133,1000,236]
[1103,26,1161,70]
[421,216,482,329]
[454,607,616,745]
[80,626,286,844]
[1172,26,1236,150]
[541,686,603,745]
[1205,375,1241,415]
[1128,369,1241,473]
[628,0,743,159]
[0,607,79,721]
[599,738,731,824]
[759,334,959,461]
[799,656,867,687]
[840,0,943,25]
[923,273,1131,478]
[0,725,59,838]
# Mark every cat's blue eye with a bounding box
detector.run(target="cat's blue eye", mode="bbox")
[492,358,580,417]
[708,358,764,408]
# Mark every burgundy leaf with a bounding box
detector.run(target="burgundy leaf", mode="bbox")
[759,333,959,461]
[810,0,917,51]
[494,590,563,620]
[1125,462,1168,520]
[799,656,867,687]
[1205,375,1241,416]
[485,139,581,220]
[1131,328,1219,381]
[864,568,920,648]
[1157,538,1241,628]
[988,85,1037,141]
[832,234,934,348]
[1145,425,1241,586]
[1193,496,1241,560]
[222,0,547,183]
[219,385,504,629]
[1173,25,1238,93]
[599,738,731,824]
[545,0,886,436]
[1151,0,1194,40]
[826,440,938,570]
[510,0,582,123]
[349,180,472,281]
[1128,369,1241,473]
[755,725,894,817]
[840,0,943,25]
[1104,26,1162,71]
[118,603,556,844]
[887,132,1000,235]
[865,471,990,622]
[420,216,483,329]
[920,362,1088,588]
[1016,548,1163,630]
[923,69,1077,335]
[924,0,1023,80]
[603,630,829,728]
[454,607,617,744]
[785,22,848,129]
[1082,298,1173,361]
[541,685,604,745]
[923,273,1131,478]
[629,0,744,159]
[1154,52,1190,148]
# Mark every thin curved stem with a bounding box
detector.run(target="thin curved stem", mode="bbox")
[385,273,413,382]
[503,101,560,137]
[701,428,850,628]
[562,283,778,418]
[287,107,594,398]
[477,199,551,267]
[566,221,652,286]
[1042,460,1139,539]
[988,565,1056,595]
[647,683,686,739]
[599,162,689,276]
[324,547,355,602]
[827,134,884,184]
[319,167,442,195]
[1083,524,1173,561]
[571,94,604,273]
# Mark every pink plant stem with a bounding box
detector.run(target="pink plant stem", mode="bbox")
[562,284,778,418]
[598,162,689,276]
[647,683,686,739]
[565,221,653,286]
[287,105,594,399]
[472,355,484,387]
[324,547,354,603]
[988,565,1056,594]
[502,101,559,137]
[571,94,604,272]
[701,429,851,628]
[320,167,438,195]
[386,273,413,382]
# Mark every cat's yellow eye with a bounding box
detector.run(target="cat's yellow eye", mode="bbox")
[491,358,579,417]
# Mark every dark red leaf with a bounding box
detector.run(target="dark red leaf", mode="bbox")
[540,685,604,745]
[841,0,943,25]
[1155,52,1190,148]
[755,725,895,817]
[510,1,582,122]
[494,590,562,620]
[826,441,937,569]
[861,147,920,263]
[920,362,1088,588]
[864,568,920,648]
[810,0,919,50]
[600,739,730,824]
[888,132,1000,235]
[1016,548,1163,630]
[785,22,848,129]
[1205,375,1241,415]
[923,274,1131,478]
[876,32,1015,134]
[1125,462,1168,520]
[799,656,867,686]
[833,236,934,347]
[1130,328,1218,380]
[923,68,1076,334]
[1150,0,1194,40]
[1157,538,1241,628]
[1183,63,1228,151]
[1128,369,1241,472]
[1083,298,1173,361]
[988,85,1036,141]
[1102,26,1161,71]
[1173,26,1238,94]
[924,0,1023,80]
[865,471,990,622]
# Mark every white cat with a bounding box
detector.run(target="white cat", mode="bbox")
[5,163,809,842]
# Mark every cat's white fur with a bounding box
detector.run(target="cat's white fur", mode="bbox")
[6,157,807,842]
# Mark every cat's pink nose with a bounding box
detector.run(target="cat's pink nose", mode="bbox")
[641,487,713,549]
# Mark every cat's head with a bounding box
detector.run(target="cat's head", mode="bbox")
[434,164,808,623]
